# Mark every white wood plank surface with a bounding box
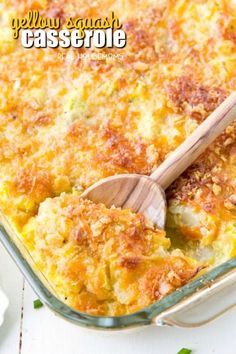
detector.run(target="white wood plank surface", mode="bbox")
[1,242,236,354]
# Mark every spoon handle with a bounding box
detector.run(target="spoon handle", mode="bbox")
[150,91,236,190]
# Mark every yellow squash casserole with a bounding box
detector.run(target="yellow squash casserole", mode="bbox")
[0,0,235,315]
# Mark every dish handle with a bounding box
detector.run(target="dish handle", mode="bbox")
[152,268,236,327]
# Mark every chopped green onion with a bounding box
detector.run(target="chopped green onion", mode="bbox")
[33,299,43,309]
[177,349,192,354]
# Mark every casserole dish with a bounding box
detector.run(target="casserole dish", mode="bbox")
[0,0,236,329]
[0,213,235,330]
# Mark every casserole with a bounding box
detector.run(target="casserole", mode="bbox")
[0,0,235,327]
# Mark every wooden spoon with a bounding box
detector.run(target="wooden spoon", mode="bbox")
[81,92,236,229]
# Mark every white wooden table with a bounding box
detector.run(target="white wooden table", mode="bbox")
[0,243,236,354]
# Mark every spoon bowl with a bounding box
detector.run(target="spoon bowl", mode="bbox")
[81,174,167,229]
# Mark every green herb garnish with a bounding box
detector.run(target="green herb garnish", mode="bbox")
[177,349,192,354]
[33,299,43,309]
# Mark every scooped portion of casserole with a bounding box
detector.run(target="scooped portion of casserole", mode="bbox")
[22,195,202,316]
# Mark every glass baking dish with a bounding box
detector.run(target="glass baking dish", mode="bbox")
[0,211,236,330]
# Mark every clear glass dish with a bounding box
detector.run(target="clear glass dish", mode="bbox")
[0,213,235,330]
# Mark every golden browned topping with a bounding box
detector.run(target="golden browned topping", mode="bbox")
[167,77,226,122]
